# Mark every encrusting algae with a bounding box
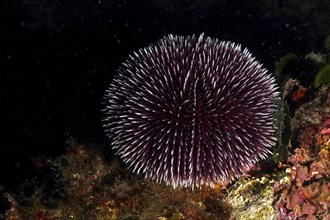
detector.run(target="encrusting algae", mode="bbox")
[224,176,278,220]
[1,139,233,220]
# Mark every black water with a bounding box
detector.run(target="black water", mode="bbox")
[1,0,329,213]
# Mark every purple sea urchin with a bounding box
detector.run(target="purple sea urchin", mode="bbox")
[103,34,279,188]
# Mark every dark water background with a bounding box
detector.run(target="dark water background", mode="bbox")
[1,0,329,212]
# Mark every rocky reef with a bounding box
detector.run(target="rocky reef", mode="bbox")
[2,37,330,220]
[274,85,330,220]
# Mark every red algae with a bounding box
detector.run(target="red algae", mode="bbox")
[274,85,330,220]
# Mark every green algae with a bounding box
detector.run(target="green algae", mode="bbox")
[274,53,298,79]
[324,35,330,50]
[314,64,330,87]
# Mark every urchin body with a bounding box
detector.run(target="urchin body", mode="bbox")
[103,34,278,188]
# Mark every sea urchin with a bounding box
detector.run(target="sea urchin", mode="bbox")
[103,34,279,188]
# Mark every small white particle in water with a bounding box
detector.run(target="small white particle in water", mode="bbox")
[15,162,21,169]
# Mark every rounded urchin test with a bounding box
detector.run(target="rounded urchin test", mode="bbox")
[103,33,279,189]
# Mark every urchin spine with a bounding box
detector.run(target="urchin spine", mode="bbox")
[103,33,278,188]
